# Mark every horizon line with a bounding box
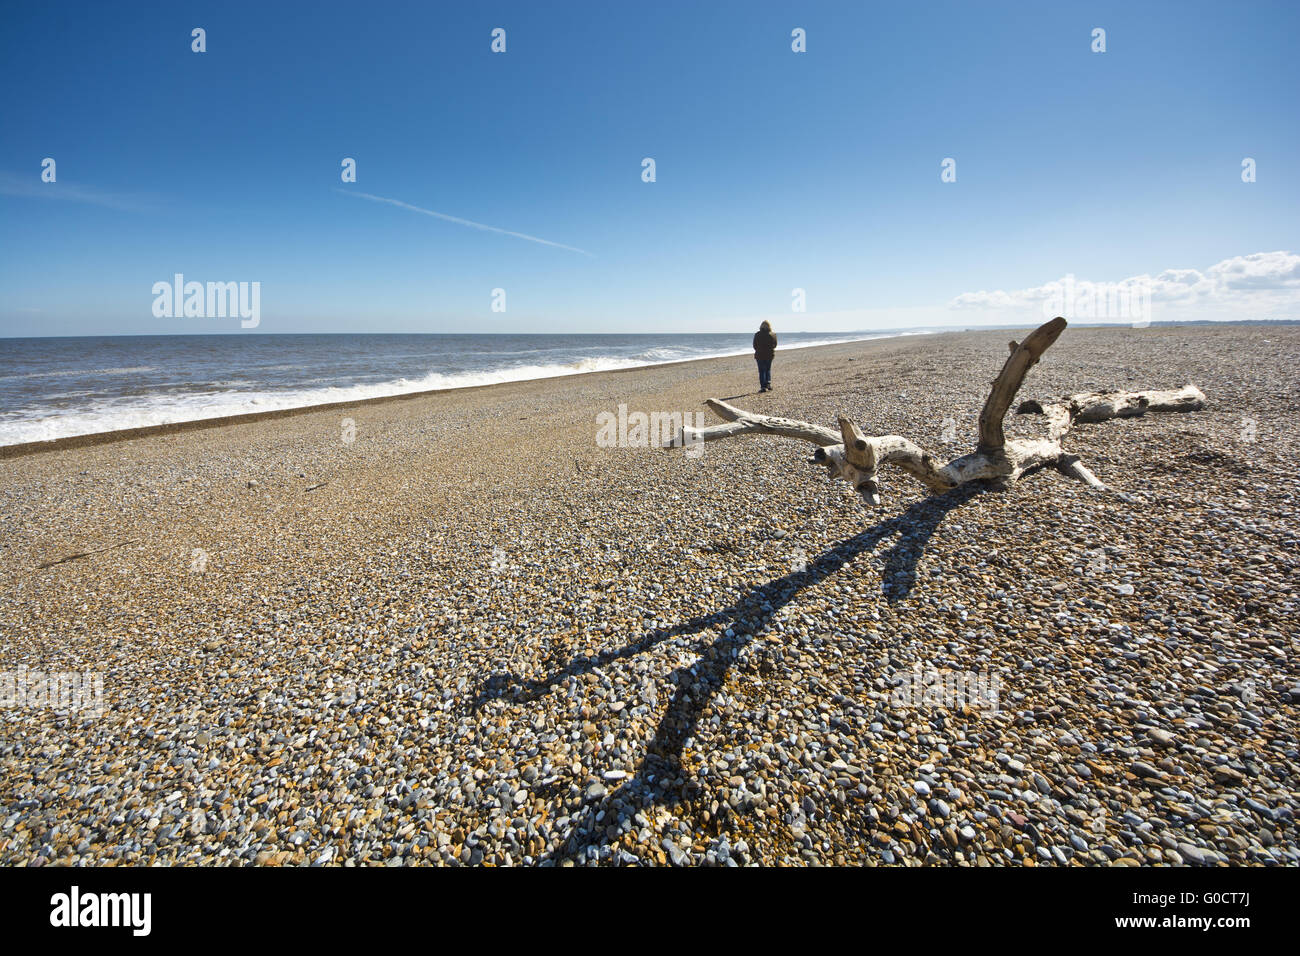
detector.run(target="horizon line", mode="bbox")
[3,318,1297,340]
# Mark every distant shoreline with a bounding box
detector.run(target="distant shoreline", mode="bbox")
[0,331,926,458]
[0,316,1295,341]
[0,320,1291,460]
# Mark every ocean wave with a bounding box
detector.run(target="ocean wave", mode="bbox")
[0,365,158,382]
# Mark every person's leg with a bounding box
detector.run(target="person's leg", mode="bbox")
[756,357,765,390]
[760,360,772,390]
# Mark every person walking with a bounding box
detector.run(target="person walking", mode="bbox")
[753,320,776,392]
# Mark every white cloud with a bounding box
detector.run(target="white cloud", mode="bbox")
[950,251,1300,319]
[1205,250,1300,291]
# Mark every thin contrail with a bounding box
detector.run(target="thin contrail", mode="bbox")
[338,189,594,257]
[0,171,153,212]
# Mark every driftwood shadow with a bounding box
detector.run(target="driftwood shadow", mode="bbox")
[469,483,981,865]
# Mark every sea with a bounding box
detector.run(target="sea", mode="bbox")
[0,330,932,446]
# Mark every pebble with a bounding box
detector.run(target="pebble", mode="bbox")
[2,326,1296,869]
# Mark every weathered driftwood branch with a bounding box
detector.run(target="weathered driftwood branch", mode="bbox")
[978,316,1066,453]
[669,317,1206,507]
[1017,385,1206,440]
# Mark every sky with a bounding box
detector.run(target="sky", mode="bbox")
[1,0,1297,336]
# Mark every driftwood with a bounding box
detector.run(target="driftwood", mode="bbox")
[668,317,1206,506]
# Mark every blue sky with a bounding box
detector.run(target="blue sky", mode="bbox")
[1,0,1297,336]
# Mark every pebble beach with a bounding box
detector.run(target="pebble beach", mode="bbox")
[1,323,1297,867]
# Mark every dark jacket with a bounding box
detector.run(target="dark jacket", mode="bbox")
[753,329,777,361]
